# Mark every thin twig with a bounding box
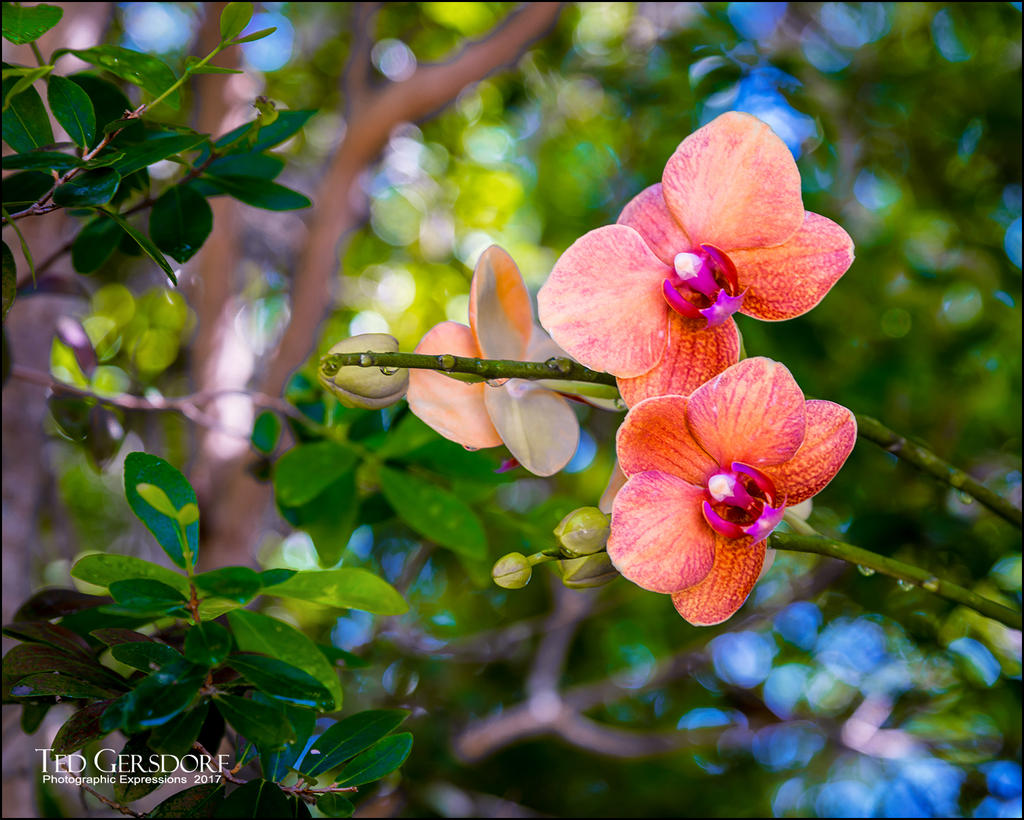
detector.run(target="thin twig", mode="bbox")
[79,782,144,818]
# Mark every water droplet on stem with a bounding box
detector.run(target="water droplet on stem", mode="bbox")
[857,565,876,577]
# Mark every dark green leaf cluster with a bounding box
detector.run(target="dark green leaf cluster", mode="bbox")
[2,5,310,311]
[2,450,411,816]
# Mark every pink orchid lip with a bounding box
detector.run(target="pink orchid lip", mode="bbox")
[702,462,786,542]
[662,244,745,328]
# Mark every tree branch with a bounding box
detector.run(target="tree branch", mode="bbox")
[260,2,563,396]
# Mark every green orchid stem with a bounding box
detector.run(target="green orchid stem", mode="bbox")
[855,415,1021,529]
[769,532,1022,630]
[320,351,617,387]
[324,351,1021,529]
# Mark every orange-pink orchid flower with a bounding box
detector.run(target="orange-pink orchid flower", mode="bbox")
[608,357,856,625]
[538,112,854,405]
[407,246,580,477]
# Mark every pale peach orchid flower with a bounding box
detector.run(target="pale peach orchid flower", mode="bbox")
[407,246,580,477]
[608,357,856,626]
[538,111,854,406]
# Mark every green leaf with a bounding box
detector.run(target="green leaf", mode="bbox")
[69,73,144,143]
[150,783,225,818]
[123,452,198,567]
[52,701,111,754]
[2,620,91,657]
[334,732,413,787]
[52,167,120,207]
[258,568,296,587]
[280,472,358,567]
[213,695,295,750]
[265,569,407,616]
[301,710,409,777]
[229,26,277,45]
[214,109,315,153]
[111,131,207,177]
[201,174,311,210]
[220,2,254,42]
[1,79,53,152]
[213,778,302,818]
[316,794,354,818]
[194,567,262,604]
[378,466,487,559]
[2,65,52,111]
[228,654,334,710]
[61,46,180,110]
[2,240,15,319]
[227,610,342,711]
[90,627,155,647]
[135,481,179,517]
[101,659,205,733]
[46,74,95,148]
[69,214,121,274]
[2,170,50,209]
[149,185,212,264]
[1,2,63,44]
[110,641,183,672]
[114,735,166,803]
[2,150,78,172]
[206,152,284,180]
[258,699,315,781]
[104,578,188,618]
[274,440,358,507]
[2,643,125,696]
[10,672,117,699]
[71,553,189,596]
[251,411,281,454]
[148,700,209,756]
[183,621,233,666]
[99,210,177,284]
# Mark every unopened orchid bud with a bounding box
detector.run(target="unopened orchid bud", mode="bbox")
[492,552,532,589]
[556,553,618,589]
[319,334,409,410]
[553,506,610,557]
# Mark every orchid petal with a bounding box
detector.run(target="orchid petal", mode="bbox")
[538,225,671,377]
[616,395,717,484]
[616,183,691,265]
[469,245,533,360]
[617,312,740,407]
[525,324,567,363]
[671,537,766,626]
[763,400,857,504]
[735,212,855,320]
[407,321,501,450]
[599,460,628,514]
[686,357,806,468]
[608,471,716,594]
[483,379,580,477]
[662,112,803,251]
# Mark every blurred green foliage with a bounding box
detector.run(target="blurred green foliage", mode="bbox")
[15,2,1022,818]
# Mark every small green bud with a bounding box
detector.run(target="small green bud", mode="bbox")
[553,506,610,557]
[556,553,618,589]
[492,552,532,589]
[319,334,409,410]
